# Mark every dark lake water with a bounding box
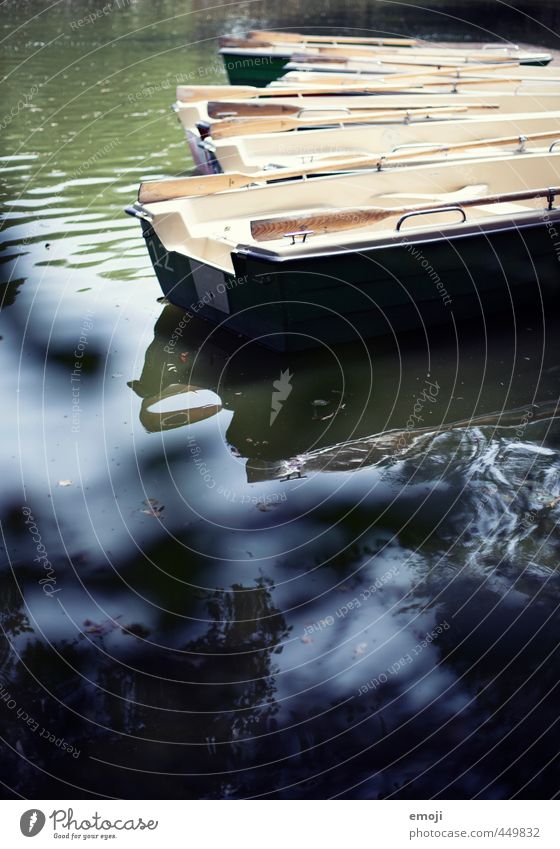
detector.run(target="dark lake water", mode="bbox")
[1,0,560,799]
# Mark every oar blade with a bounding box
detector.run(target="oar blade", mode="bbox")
[207,100,300,118]
[139,173,250,203]
[176,84,259,102]
[250,207,391,242]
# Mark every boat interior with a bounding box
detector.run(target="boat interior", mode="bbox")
[145,152,560,273]
[213,111,560,171]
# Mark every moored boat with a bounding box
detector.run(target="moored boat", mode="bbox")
[126,152,560,351]
[194,111,560,174]
[219,38,553,85]
[173,90,560,170]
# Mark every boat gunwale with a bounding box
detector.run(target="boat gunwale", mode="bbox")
[233,208,560,264]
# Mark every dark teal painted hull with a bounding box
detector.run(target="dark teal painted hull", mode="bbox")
[140,216,560,352]
[220,50,290,86]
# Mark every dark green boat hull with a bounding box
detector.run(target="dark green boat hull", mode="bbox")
[220,51,290,87]
[141,217,560,352]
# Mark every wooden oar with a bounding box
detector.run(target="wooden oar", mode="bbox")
[221,37,518,63]
[138,160,489,203]
[209,105,501,139]
[207,100,305,118]
[280,66,521,85]
[291,49,519,68]
[139,130,560,203]
[207,114,375,141]
[379,128,560,163]
[206,97,501,119]
[222,36,523,63]
[205,62,518,119]
[284,59,520,77]
[140,153,392,203]
[246,30,420,47]
[206,99,485,119]
[287,58,500,74]
[176,75,528,103]
[250,186,560,242]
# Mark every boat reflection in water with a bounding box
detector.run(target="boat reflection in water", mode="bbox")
[120,303,560,798]
[129,302,560,479]
[4,302,559,800]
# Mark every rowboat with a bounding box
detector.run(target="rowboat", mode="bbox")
[127,152,560,351]
[173,91,560,170]
[221,34,552,61]
[191,111,560,175]
[219,40,553,85]
[244,31,536,59]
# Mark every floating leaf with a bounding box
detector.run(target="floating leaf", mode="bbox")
[83,616,122,637]
[57,479,72,487]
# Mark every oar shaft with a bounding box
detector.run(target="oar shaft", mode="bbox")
[383,129,560,162]
[209,106,476,139]
[247,30,419,46]
[177,68,526,102]
[247,130,560,184]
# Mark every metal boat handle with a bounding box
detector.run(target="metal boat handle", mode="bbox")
[396,205,466,231]
[549,140,560,153]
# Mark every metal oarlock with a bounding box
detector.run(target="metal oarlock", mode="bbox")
[284,230,314,244]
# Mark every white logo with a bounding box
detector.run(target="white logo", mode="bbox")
[20,809,46,837]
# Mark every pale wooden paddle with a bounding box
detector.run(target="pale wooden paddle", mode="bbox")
[139,172,489,205]
[210,104,507,140]
[250,186,560,242]
[286,59,524,78]
[246,30,420,47]
[139,156,378,204]
[176,73,522,102]
[281,66,521,85]
[221,37,518,63]
[221,37,524,64]
[206,99,499,119]
[209,109,467,140]
[139,129,560,203]
[303,55,519,70]
[290,49,519,69]
[207,111,429,139]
